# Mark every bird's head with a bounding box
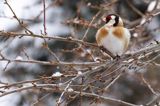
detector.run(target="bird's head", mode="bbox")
[103,14,123,27]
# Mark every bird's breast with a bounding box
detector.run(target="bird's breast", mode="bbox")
[112,27,124,39]
[96,27,109,45]
[96,26,130,56]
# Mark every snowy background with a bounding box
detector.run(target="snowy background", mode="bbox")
[0,0,160,106]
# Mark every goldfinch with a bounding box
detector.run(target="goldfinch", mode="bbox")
[96,14,131,58]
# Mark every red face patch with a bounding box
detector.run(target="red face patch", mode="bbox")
[105,15,112,23]
[107,15,111,19]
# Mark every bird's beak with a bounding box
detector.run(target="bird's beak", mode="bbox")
[101,17,106,22]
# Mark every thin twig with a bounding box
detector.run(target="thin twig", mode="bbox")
[0,58,103,66]
[42,0,47,35]
[45,46,60,62]
[82,11,101,41]
[126,0,144,17]
[71,91,141,106]
[31,93,51,106]
[4,0,33,34]
[104,72,122,91]
[2,61,10,71]
[57,80,72,106]
[141,74,157,95]
[146,94,160,106]
[0,31,98,47]
[0,84,61,97]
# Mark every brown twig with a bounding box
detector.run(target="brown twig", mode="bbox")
[0,84,61,97]
[42,0,47,35]
[71,91,141,106]
[82,11,101,41]
[0,31,98,48]
[140,74,157,95]
[4,0,33,34]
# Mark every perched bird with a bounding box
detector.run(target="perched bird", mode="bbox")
[96,14,131,59]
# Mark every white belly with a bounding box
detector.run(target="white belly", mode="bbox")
[101,28,130,56]
[102,35,123,56]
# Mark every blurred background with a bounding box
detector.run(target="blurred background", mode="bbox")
[0,0,160,106]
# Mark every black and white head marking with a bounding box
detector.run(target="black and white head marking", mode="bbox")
[105,14,120,26]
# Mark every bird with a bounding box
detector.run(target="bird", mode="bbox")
[96,14,131,59]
